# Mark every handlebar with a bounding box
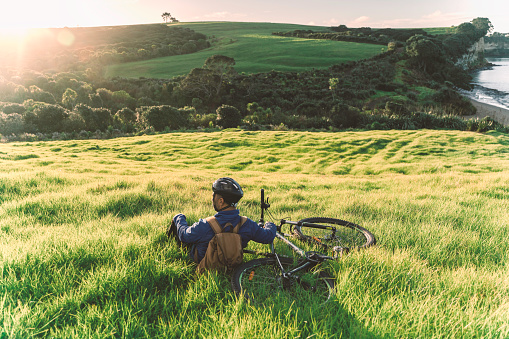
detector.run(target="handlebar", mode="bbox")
[259,188,270,226]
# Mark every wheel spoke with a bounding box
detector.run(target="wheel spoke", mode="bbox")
[295,217,375,250]
[232,258,334,304]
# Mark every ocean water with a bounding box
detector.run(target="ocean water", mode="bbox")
[462,57,509,110]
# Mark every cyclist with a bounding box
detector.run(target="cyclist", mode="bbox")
[168,177,277,263]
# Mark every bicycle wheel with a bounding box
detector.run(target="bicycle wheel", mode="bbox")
[294,217,375,251]
[231,257,335,304]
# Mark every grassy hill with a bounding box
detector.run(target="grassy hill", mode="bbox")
[105,22,384,78]
[1,130,508,337]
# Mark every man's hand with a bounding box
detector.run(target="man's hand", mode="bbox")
[173,213,186,224]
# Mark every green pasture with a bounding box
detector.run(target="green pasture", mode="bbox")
[1,130,508,338]
[422,27,456,35]
[105,22,384,78]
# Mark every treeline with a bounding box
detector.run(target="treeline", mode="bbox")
[485,32,509,57]
[0,24,209,72]
[1,18,507,141]
[275,18,493,62]
[273,27,430,46]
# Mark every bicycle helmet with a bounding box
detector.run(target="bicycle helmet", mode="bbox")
[212,177,244,206]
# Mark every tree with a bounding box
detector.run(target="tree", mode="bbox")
[203,55,236,96]
[138,105,189,131]
[406,35,444,73]
[180,55,236,106]
[162,12,178,23]
[471,17,493,38]
[162,12,171,23]
[456,22,478,41]
[75,104,97,131]
[32,103,69,133]
[62,88,78,109]
[93,108,112,131]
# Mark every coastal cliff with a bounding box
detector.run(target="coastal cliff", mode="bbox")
[484,38,509,57]
[455,37,488,70]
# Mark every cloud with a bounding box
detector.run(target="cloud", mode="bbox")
[423,10,444,19]
[323,18,339,26]
[353,16,370,24]
[200,11,247,20]
[378,10,469,28]
[346,16,372,27]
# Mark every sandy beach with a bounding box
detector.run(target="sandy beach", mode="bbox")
[466,99,509,126]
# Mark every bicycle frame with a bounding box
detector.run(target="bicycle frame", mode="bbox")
[257,189,334,277]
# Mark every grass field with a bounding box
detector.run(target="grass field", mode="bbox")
[1,129,509,338]
[105,22,384,78]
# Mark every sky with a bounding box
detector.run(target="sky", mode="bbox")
[1,0,508,33]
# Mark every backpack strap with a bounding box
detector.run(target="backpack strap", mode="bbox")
[205,216,248,234]
[232,216,247,233]
[205,216,222,234]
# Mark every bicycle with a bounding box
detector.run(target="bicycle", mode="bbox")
[231,189,376,303]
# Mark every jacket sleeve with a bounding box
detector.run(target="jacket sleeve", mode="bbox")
[250,221,277,244]
[173,213,209,244]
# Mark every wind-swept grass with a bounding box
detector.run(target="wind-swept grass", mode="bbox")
[1,130,508,338]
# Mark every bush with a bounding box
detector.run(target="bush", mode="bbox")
[62,112,86,133]
[385,101,410,116]
[467,116,501,132]
[329,102,361,128]
[190,113,216,129]
[1,103,25,114]
[75,104,97,131]
[216,105,241,129]
[116,107,137,124]
[432,88,476,115]
[0,112,25,135]
[93,108,112,130]
[32,103,69,133]
[138,105,190,131]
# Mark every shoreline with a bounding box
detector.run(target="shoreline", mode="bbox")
[465,99,509,126]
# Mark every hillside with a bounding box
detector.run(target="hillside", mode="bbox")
[105,22,384,78]
[2,17,505,143]
[1,130,508,337]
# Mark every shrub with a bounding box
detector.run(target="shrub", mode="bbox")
[62,112,86,133]
[296,102,322,117]
[93,108,112,131]
[190,113,216,129]
[2,103,25,114]
[0,112,25,135]
[115,107,137,124]
[138,105,190,131]
[329,102,361,128]
[409,112,439,129]
[216,105,241,129]
[244,102,273,125]
[432,88,476,115]
[32,103,69,133]
[385,101,410,116]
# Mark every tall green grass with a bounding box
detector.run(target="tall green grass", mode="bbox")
[1,130,508,338]
[105,22,383,78]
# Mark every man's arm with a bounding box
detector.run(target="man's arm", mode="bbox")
[173,214,209,243]
[251,221,277,244]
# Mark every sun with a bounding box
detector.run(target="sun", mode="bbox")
[0,0,127,32]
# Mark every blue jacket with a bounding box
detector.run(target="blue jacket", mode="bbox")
[173,209,276,262]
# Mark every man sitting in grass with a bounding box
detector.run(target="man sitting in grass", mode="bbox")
[167,177,276,265]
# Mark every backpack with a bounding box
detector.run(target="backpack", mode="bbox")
[196,216,247,274]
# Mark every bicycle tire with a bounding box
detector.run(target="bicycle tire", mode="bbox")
[294,217,375,251]
[231,257,335,304]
